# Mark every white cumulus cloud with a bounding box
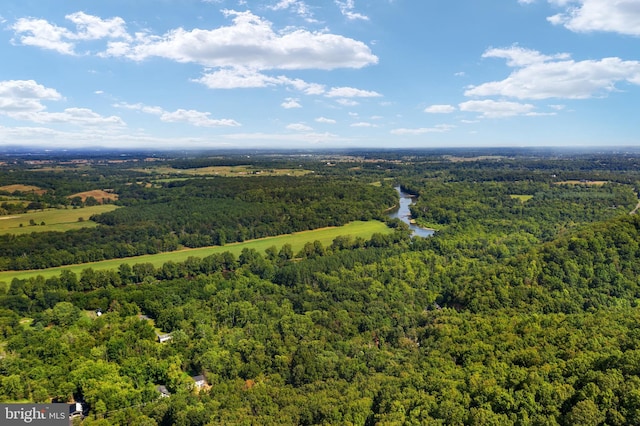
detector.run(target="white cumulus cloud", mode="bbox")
[11,12,131,55]
[547,0,640,36]
[390,124,454,135]
[0,80,62,112]
[326,87,382,98]
[425,104,456,114]
[194,68,327,95]
[459,100,536,118]
[287,123,313,131]
[466,46,640,100]
[11,18,76,55]
[335,99,359,106]
[11,9,378,102]
[11,108,125,126]
[115,102,165,115]
[65,12,131,41]
[195,68,282,89]
[114,102,239,127]
[0,80,122,126]
[282,98,302,108]
[315,117,336,124]
[160,109,240,127]
[101,10,377,71]
[481,45,569,67]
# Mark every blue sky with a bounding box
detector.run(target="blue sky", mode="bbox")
[1,0,639,149]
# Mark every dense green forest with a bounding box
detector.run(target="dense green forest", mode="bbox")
[2,150,640,425]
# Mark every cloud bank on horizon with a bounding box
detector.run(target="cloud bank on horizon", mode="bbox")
[0,0,639,149]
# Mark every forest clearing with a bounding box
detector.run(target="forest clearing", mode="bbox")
[0,220,390,283]
[0,205,119,235]
[68,189,119,203]
[135,165,312,177]
[0,184,46,194]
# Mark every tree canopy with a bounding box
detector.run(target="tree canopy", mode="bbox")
[2,150,640,425]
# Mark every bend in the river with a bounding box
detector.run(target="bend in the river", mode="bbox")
[389,186,435,238]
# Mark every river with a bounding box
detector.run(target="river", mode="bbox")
[388,186,435,238]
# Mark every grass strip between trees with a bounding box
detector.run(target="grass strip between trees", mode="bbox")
[0,220,390,283]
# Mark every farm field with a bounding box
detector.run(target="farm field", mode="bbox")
[555,180,608,186]
[0,205,119,235]
[68,189,118,203]
[0,184,46,194]
[135,165,312,177]
[0,220,390,282]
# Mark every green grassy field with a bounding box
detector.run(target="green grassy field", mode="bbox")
[510,194,534,203]
[369,178,394,187]
[0,220,391,283]
[136,165,312,177]
[0,205,119,235]
[554,180,608,186]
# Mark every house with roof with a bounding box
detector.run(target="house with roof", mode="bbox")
[156,385,171,398]
[69,402,85,418]
[191,375,208,390]
[157,333,173,343]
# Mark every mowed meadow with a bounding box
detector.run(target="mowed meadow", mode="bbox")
[0,205,119,235]
[0,220,391,283]
[136,165,312,178]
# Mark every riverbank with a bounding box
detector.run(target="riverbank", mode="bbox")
[389,187,435,237]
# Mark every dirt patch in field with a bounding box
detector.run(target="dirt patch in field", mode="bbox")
[68,190,119,203]
[0,184,46,195]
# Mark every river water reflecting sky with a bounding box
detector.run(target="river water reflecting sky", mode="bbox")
[389,187,435,238]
